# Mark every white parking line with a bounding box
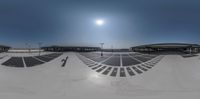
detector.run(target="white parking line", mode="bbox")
[129,52,156,59]
[99,54,114,63]
[78,53,99,64]
[32,56,46,63]
[120,54,123,67]
[42,55,54,58]
[128,54,143,63]
[22,57,27,68]
[92,55,104,59]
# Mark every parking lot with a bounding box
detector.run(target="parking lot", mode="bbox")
[77,52,163,77]
[2,53,63,67]
[79,52,158,66]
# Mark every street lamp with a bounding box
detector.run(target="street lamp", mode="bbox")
[111,45,113,53]
[100,43,104,57]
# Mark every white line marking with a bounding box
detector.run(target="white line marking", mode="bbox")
[131,54,152,59]
[99,54,114,63]
[42,55,54,58]
[22,57,27,68]
[120,54,123,67]
[128,54,143,63]
[32,56,46,63]
[78,53,99,64]
[129,52,156,59]
[92,55,104,59]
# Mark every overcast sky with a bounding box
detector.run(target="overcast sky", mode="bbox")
[0,0,200,48]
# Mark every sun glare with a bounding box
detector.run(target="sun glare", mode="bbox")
[95,19,104,26]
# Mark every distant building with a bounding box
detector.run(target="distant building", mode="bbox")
[0,45,10,52]
[41,46,100,52]
[103,49,130,52]
[131,43,200,54]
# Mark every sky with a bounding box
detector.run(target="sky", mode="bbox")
[0,0,200,48]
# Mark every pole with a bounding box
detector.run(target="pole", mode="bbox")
[111,45,113,53]
[100,43,104,57]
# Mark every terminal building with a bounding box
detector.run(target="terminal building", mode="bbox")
[0,45,10,52]
[131,43,200,54]
[41,46,100,52]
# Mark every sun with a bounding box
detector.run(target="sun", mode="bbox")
[95,19,104,26]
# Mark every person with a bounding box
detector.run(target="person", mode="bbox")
[66,56,68,60]
[61,56,68,67]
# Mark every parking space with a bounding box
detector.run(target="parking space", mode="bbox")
[132,56,151,62]
[35,56,54,62]
[79,52,101,59]
[92,65,102,70]
[110,68,118,77]
[102,67,112,75]
[126,67,135,76]
[103,55,120,66]
[132,66,143,74]
[91,55,111,62]
[122,55,141,66]
[2,57,24,67]
[119,68,126,77]
[96,66,107,72]
[24,57,44,67]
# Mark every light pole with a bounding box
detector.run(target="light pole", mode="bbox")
[38,42,43,56]
[111,45,113,53]
[100,43,104,57]
[95,19,105,57]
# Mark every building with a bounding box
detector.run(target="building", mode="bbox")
[131,43,200,54]
[103,49,130,52]
[41,46,100,52]
[0,45,10,52]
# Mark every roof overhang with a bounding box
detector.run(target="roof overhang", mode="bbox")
[0,45,11,48]
[132,43,200,49]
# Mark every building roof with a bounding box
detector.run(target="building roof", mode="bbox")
[132,43,200,48]
[0,45,11,48]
